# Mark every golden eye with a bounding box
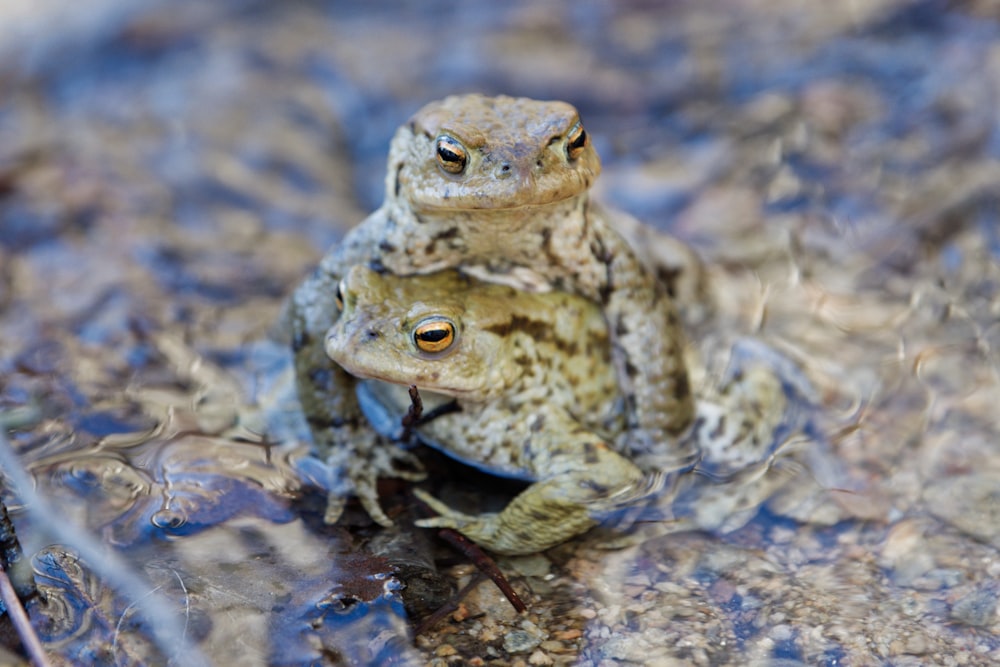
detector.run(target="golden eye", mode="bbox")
[413,318,456,353]
[435,135,468,174]
[566,121,587,161]
[335,278,346,311]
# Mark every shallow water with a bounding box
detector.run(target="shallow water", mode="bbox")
[2,1,1000,665]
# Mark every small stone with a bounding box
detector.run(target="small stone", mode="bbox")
[881,520,923,564]
[451,603,469,623]
[950,588,999,628]
[880,520,934,585]
[435,644,458,657]
[904,634,928,655]
[624,573,651,587]
[505,630,543,655]
[528,649,554,665]
[506,553,552,578]
[479,624,499,642]
[925,473,1000,549]
[770,624,794,641]
[623,584,647,599]
[554,628,582,641]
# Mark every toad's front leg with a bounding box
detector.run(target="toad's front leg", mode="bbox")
[545,210,700,472]
[290,231,425,526]
[596,228,700,470]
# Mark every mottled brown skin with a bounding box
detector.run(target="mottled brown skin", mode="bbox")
[325,267,790,554]
[326,266,652,554]
[290,95,698,527]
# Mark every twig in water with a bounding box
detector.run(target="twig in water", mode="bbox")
[435,527,527,613]
[0,493,36,601]
[399,385,460,442]
[0,567,52,667]
[399,385,423,440]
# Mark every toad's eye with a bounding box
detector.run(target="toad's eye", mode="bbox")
[335,279,346,311]
[435,136,468,175]
[413,318,456,353]
[566,121,587,161]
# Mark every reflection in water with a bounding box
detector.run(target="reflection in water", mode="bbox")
[0,323,423,663]
[46,436,298,543]
[5,411,423,664]
[0,430,210,666]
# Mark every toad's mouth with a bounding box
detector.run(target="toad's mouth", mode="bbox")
[342,365,481,400]
[405,169,594,216]
[412,194,577,214]
[355,381,461,440]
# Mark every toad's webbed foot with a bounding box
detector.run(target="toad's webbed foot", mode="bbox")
[413,487,600,555]
[321,430,427,527]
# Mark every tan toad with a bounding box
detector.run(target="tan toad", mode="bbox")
[290,95,704,526]
[326,266,793,554]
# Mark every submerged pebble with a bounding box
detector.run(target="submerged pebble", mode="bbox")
[924,473,1000,549]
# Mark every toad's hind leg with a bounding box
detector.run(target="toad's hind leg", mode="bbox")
[414,436,653,555]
